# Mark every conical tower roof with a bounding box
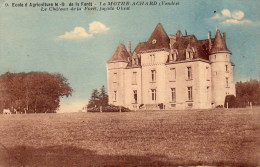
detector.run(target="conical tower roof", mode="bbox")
[146,23,170,50]
[210,29,230,54]
[107,44,130,63]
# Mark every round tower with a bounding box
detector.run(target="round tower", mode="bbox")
[209,29,235,107]
[106,44,130,107]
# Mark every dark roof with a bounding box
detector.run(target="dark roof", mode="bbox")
[133,42,146,53]
[108,23,231,65]
[210,29,230,54]
[133,23,170,53]
[107,44,130,63]
[146,23,170,50]
[170,35,210,61]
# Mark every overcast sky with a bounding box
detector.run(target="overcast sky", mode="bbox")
[0,0,259,112]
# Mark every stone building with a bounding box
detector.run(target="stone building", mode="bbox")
[106,23,236,110]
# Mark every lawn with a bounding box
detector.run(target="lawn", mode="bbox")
[0,108,259,167]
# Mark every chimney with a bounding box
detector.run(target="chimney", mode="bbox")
[208,31,212,50]
[127,41,131,53]
[185,30,187,36]
[222,32,226,42]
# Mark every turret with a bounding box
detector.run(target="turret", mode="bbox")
[106,44,130,106]
[209,29,235,107]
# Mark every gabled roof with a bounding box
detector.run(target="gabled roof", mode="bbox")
[210,29,230,54]
[107,44,130,63]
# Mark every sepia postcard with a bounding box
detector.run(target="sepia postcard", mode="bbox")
[0,0,259,166]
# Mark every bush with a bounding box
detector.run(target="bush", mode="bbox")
[224,95,236,108]
[87,105,131,112]
[216,105,223,108]
[224,94,247,108]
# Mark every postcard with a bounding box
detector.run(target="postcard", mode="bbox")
[0,0,259,166]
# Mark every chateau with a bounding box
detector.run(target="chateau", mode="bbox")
[106,23,236,110]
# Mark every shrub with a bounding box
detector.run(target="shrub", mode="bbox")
[224,94,247,108]
[87,105,131,112]
[224,95,236,108]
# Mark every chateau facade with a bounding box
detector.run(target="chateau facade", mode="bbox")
[106,23,236,110]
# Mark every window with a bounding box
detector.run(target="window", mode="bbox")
[226,77,229,87]
[132,72,137,85]
[151,70,156,82]
[114,91,117,101]
[151,89,156,101]
[186,47,194,59]
[170,68,176,81]
[133,58,138,65]
[187,67,192,80]
[225,65,228,72]
[171,88,176,102]
[206,86,210,100]
[206,66,210,80]
[133,90,137,103]
[150,54,155,64]
[173,52,177,61]
[169,50,177,62]
[113,73,117,83]
[188,87,193,101]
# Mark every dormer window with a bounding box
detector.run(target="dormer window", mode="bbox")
[186,45,194,60]
[152,39,157,44]
[132,58,138,65]
[169,49,178,62]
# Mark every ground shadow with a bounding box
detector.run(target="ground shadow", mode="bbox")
[0,145,257,167]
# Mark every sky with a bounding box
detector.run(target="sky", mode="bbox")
[0,0,259,112]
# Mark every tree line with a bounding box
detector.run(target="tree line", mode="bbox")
[0,72,73,113]
[225,79,260,108]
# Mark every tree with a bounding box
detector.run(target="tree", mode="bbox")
[99,85,108,107]
[0,72,73,113]
[236,79,260,106]
[87,85,108,108]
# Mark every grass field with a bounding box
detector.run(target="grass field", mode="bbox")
[0,108,259,167]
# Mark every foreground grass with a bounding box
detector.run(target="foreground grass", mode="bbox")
[0,108,259,167]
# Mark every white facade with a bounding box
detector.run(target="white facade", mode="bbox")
[106,24,236,110]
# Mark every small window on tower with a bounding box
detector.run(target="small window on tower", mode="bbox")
[187,87,193,101]
[113,73,118,83]
[152,39,157,44]
[151,70,156,82]
[114,91,117,101]
[187,67,192,80]
[226,77,229,87]
[133,90,137,104]
[206,66,210,81]
[225,65,228,72]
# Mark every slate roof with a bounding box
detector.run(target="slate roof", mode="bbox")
[210,29,230,54]
[146,23,170,50]
[107,44,130,63]
[133,23,170,53]
[170,35,211,61]
[108,23,230,64]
